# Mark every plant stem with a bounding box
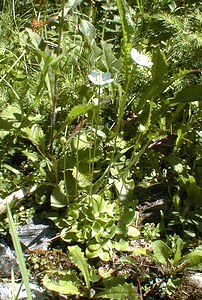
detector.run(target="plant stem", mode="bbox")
[49,0,65,154]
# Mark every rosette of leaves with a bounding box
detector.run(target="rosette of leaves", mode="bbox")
[54,194,139,261]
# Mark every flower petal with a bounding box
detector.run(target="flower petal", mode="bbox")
[130,48,153,68]
[88,70,114,85]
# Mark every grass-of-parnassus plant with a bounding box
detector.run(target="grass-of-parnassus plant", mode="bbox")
[0,0,202,298]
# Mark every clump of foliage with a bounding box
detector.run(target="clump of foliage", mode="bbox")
[0,0,202,299]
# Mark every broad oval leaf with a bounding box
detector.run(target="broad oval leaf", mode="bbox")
[51,181,67,208]
[96,283,137,300]
[43,272,80,295]
[152,240,172,264]
[80,20,96,46]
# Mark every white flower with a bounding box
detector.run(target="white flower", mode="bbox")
[92,97,99,105]
[88,70,114,85]
[138,124,146,132]
[130,48,153,68]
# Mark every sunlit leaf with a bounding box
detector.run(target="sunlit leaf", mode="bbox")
[152,45,168,81]
[51,181,68,208]
[114,239,129,251]
[43,271,80,295]
[96,283,137,299]
[152,240,172,264]
[173,237,184,266]
[181,250,202,270]
[127,226,140,238]
[6,204,33,300]
[80,20,96,46]
[56,104,93,138]
[68,245,90,289]
[101,41,120,73]
[21,124,46,152]
[72,167,91,188]
[1,104,22,124]
[25,28,42,49]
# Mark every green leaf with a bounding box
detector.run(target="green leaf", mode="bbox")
[68,245,90,289]
[96,283,137,299]
[86,244,111,261]
[181,175,202,206]
[51,181,68,208]
[114,177,134,202]
[66,104,90,123]
[72,132,89,150]
[152,240,172,264]
[127,226,140,238]
[116,0,133,80]
[3,163,21,175]
[0,118,12,131]
[25,28,42,49]
[21,124,46,152]
[91,222,102,238]
[72,166,91,188]
[91,194,106,216]
[101,41,120,73]
[121,209,136,225]
[184,230,196,237]
[174,85,202,103]
[1,104,22,124]
[166,154,183,174]
[173,238,184,266]
[63,0,82,14]
[6,204,33,300]
[118,256,142,269]
[80,20,96,46]
[152,45,168,82]
[116,0,133,39]
[102,224,116,239]
[133,248,153,259]
[43,271,80,295]
[181,250,202,270]
[89,268,100,283]
[55,104,93,138]
[87,242,102,252]
[114,239,129,252]
[138,69,192,112]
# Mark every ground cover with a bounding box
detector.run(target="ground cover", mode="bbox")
[0,0,202,299]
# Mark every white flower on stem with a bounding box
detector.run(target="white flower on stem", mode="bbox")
[92,98,99,105]
[130,48,153,68]
[138,124,146,132]
[88,70,114,85]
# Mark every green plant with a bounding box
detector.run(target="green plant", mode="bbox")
[0,1,202,298]
[130,235,202,296]
[50,194,139,261]
[43,245,137,299]
[6,203,33,300]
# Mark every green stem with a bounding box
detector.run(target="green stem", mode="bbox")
[89,88,101,197]
[49,0,65,154]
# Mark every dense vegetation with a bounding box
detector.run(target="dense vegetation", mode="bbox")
[0,0,202,299]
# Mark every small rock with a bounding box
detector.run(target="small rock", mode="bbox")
[139,198,168,224]
[174,271,202,300]
[0,238,18,277]
[0,282,50,300]
[17,217,57,251]
[136,183,171,224]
